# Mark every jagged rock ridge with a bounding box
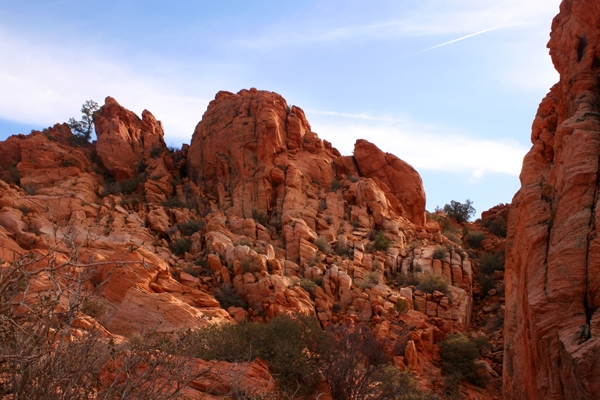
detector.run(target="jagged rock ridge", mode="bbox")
[0,89,503,398]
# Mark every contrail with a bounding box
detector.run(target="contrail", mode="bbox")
[413,25,505,55]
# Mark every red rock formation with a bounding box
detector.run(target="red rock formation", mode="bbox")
[95,96,167,181]
[187,89,427,265]
[0,92,485,398]
[504,1,600,398]
[353,139,426,226]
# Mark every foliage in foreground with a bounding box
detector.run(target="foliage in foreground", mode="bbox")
[319,326,435,400]
[1,229,434,399]
[439,333,487,396]
[178,316,433,399]
[0,232,201,399]
[178,314,326,395]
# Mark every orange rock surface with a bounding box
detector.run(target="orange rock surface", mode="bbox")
[95,96,168,181]
[504,0,600,398]
[353,139,426,226]
[0,90,489,398]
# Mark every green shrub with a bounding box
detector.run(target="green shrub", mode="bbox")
[335,237,349,257]
[194,256,208,268]
[136,159,147,174]
[121,194,142,209]
[439,333,486,391]
[18,206,32,215]
[394,298,409,314]
[366,271,382,285]
[62,158,77,167]
[8,166,21,184]
[176,219,205,236]
[318,199,328,211]
[177,314,325,395]
[373,232,391,251]
[478,274,496,294]
[150,146,163,159]
[473,335,492,353]
[441,199,475,224]
[416,273,450,295]
[118,178,139,194]
[319,326,432,400]
[251,209,268,226]
[432,246,449,261]
[183,266,201,277]
[482,216,507,238]
[444,231,462,244]
[81,298,106,318]
[465,231,486,249]
[332,302,342,313]
[331,179,342,191]
[214,284,247,310]
[66,134,89,147]
[239,253,264,274]
[170,238,191,257]
[478,251,505,275]
[307,253,322,267]
[162,197,188,209]
[315,236,332,255]
[395,272,420,287]
[233,238,253,247]
[298,278,318,295]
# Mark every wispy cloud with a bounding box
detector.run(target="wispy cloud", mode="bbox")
[305,110,409,124]
[307,112,528,179]
[231,0,559,51]
[0,27,211,145]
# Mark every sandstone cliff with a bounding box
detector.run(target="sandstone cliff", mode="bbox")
[504,0,600,398]
[0,91,502,398]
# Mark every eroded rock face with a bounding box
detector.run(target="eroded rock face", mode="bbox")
[95,96,167,181]
[504,1,600,398]
[187,88,339,219]
[187,89,427,264]
[353,139,426,226]
[0,92,481,397]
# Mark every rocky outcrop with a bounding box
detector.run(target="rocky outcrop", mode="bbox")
[353,139,426,226]
[187,89,427,264]
[504,1,600,398]
[0,91,487,398]
[95,96,167,181]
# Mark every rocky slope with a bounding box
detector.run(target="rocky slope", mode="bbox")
[0,91,503,398]
[504,0,600,398]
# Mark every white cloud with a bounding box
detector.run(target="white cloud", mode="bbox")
[308,112,528,179]
[231,0,561,50]
[0,28,210,146]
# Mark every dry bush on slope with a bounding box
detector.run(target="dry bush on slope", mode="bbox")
[319,326,434,400]
[0,227,213,399]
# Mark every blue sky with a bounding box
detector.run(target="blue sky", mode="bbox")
[0,0,561,216]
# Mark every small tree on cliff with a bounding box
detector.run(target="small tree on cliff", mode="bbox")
[440,199,476,224]
[68,100,99,141]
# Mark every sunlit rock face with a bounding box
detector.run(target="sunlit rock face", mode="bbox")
[504,0,600,398]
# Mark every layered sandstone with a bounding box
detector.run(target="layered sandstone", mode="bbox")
[0,90,490,397]
[504,0,600,398]
[187,88,427,271]
[353,139,426,225]
[95,96,167,180]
